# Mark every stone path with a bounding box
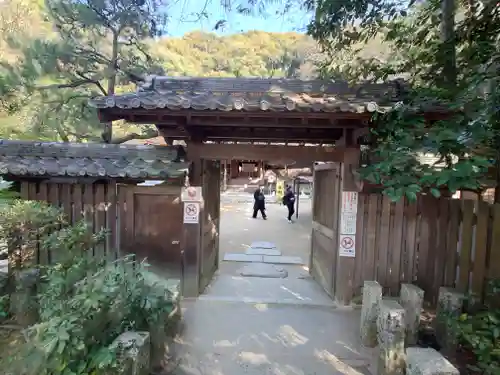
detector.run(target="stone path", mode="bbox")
[170,202,377,375]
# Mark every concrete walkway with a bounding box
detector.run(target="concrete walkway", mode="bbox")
[172,201,377,375]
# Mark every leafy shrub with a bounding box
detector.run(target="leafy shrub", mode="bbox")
[0,295,9,321]
[0,201,176,375]
[0,200,65,270]
[450,280,500,375]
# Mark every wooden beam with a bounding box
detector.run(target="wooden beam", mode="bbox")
[187,142,358,163]
[157,117,367,129]
[159,126,346,143]
[102,108,374,122]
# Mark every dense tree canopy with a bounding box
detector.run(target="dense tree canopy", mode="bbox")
[2,0,500,201]
[306,0,500,201]
[0,0,337,143]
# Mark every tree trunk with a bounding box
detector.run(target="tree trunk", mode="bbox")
[102,33,119,143]
[440,0,457,90]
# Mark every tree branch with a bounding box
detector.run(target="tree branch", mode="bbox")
[37,79,93,90]
[109,130,159,144]
[74,72,108,96]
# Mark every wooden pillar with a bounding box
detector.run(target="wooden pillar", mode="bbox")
[183,142,203,298]
[230,160,238,179]
[335,149,362,305]
[222,160,227,191]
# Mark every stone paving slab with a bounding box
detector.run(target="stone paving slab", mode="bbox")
[202,275,334,306]
[175,299,375,375]
[263,255,304,265]
[238,263,288,278]
[223,253,263,263]
[245,248,282,256]
[250,241,278,249]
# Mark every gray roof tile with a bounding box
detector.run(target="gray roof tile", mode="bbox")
[89,76,406,113]
[0,140,189,180]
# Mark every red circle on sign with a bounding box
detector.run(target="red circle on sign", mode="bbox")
[186,204,197,215]
[341,237,354,249]
[187,187,196,198]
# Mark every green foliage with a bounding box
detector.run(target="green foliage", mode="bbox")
[0,0,320,143]
[0,201,176,375]
[308,0,500,200]
[449,280,500,375]
[0,200,65,269]
[360,104,494,201]
[0,295,9,321]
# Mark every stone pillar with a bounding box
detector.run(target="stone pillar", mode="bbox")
[10,268,39,327]
[406,347,459,375]
[360,281,382,347]
[377,299,406,375]
[400,283,424,346]
[111,331,151,375]
[435,287,464,353]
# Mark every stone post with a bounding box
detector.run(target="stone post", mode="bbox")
[10,268,39,327]
[400,283,424,346]
[110,331,151,375]
[435,287,464,353]
[377,299,406,375]
[360,281,382,347]
[406,347,459,375]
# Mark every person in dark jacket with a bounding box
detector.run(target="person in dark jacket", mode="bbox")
[252,186,267,219]
[282,185,296,223]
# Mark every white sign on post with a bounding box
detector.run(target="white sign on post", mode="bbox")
[339,234,356,257]
[340,212,357,235]
[339,191,359,257]
[183,202,200,224]
[341,191,358,213]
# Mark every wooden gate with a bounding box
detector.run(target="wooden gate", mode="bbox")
[199,160,221,292]
[309,163,342,297]
[118,185,183,277]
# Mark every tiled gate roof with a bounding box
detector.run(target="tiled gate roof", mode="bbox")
[0,140,189,180]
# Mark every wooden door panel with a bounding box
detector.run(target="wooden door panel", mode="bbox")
[200,160,221,292]
[310,163,341,297]
[119,185,183,269]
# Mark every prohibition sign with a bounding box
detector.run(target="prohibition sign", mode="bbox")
[186,203,198,216]
[341,236,354,249]
[183,202,200,224]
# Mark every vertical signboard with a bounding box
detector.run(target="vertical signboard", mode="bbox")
[339,191,358,257]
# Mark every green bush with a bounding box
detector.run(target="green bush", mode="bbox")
[0,200,176,375]
[450,280,500,375]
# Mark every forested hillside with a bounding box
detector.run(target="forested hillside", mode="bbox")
[0,0,326,142]
[0,0,395,143]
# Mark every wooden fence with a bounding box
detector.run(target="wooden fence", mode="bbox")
[354,193,500,304]
[20,181,118,263]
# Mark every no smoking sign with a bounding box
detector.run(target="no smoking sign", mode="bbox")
[339,234,355,258]
[183,202,200,224]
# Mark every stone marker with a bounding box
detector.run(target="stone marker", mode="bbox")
[406,347,459,375]
[360,281,382,347]
[10,268,40,327]
[377,299,406,375]
[435,287,464,353]
[111,331,151,375]
[400,283,424,346]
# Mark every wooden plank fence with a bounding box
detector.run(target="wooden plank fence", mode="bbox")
[354,193,500,305]
[20,181,118,263]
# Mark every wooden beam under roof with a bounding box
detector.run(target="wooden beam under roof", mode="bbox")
[186,142,358,163]
[158,126,346,143]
